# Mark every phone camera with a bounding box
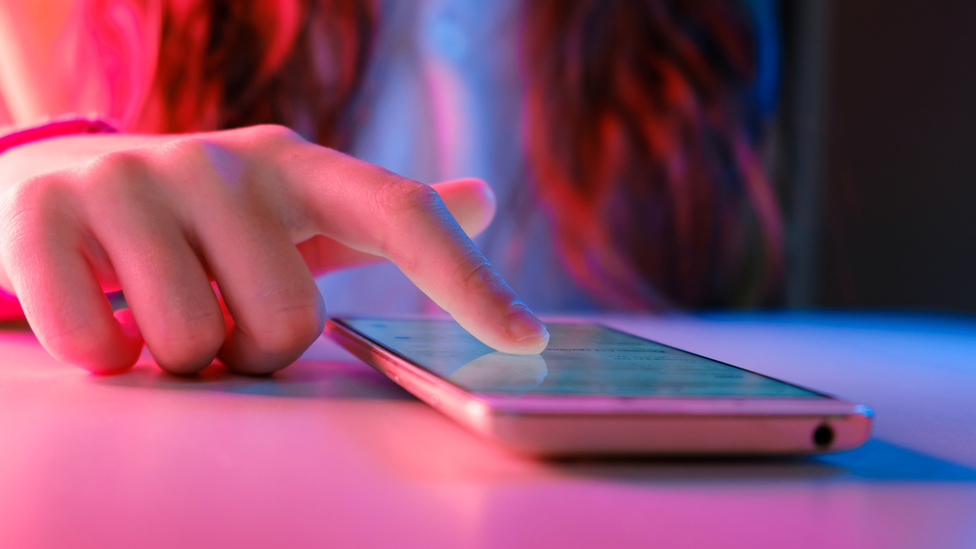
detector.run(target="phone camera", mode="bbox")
[812,424,835,449]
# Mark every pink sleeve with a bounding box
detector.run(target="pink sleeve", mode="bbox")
[0,116,119,321]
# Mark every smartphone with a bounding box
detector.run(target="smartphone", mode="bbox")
[326,317,872,456]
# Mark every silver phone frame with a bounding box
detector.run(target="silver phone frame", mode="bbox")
[326,317,873,456]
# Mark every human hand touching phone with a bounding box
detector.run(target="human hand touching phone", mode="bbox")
[0,125,549,374]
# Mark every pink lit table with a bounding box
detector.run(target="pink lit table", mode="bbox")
[1,312,975,548]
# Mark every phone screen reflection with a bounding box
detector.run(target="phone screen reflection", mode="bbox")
[447,353,548,396]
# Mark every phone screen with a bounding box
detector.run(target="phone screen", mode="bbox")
[341,318,825,399]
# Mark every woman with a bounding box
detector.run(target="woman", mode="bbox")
[0,0,780,374]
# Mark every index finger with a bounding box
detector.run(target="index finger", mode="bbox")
[280,145,550,354]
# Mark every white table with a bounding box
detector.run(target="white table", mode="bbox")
[1,312,974,548]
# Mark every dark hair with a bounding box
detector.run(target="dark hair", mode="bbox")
[146,0,376,150]
[523,0,782,308]
[148,0,781,309]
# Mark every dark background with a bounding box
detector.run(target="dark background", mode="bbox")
[777,0,976,312]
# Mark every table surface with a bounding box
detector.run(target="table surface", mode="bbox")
[1,311,975,549]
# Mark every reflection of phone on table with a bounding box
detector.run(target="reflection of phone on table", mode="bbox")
[326,317,872,456]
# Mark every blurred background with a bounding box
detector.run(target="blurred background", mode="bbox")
[776,0,976,313]
[314,0,976,315]
[7,0,967,316]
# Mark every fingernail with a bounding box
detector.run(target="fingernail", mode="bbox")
[506,307,549,343]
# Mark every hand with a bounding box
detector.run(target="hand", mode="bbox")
[0,125,549,374]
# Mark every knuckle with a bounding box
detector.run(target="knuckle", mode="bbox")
[43,323,92,359]
[455,249,504,292]
[250,295,324,357]
[77,149,157,206]
[247,124,301,142]
[40,311,141,373]
[221,124,304,151]
[82,149,151,186]
[374,176,447,262]
[0,176,74,255]
[149,310,225,373]
[164,134,207,153]
[231,125,305,186]
[3,174,68,217]
[382,177,443,215]
[160,136,252,197]
[42,315,117,369]
[161,135,220,167]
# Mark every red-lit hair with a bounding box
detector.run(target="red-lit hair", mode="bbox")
[148,0,781,309]
[523,0,782,308]
[144,0,376,150]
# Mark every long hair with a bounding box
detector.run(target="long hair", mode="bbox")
[144,0,376,149]
[147,0,781,309]
[523,0,782,308]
